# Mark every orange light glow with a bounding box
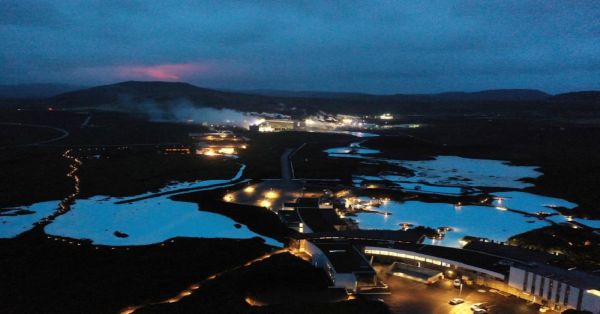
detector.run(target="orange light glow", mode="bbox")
[259,199,272,208]
[265,190,279,199]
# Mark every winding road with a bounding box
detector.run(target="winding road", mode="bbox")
[0,122,69,149]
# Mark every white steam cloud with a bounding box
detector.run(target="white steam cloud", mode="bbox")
[118,97,264,128]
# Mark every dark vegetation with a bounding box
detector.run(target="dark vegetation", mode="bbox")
[0,109,230,206]
[138,252,390,314]
[509,225,600,270]
[173,189,293,242]
[0,147,71,207]
[239,131,358,179]
[77,151,238,198]
[0,227,272,314]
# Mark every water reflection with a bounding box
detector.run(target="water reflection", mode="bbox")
[356,200,548,248]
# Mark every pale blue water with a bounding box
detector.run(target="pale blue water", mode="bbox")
[355,200,548,247]
[1,164,282,247]
[45,195,281,247]
[0,201,58,237]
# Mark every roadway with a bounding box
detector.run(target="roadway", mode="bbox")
[280,143,306,181]
[369,266,543,314]
[280,148,294,181]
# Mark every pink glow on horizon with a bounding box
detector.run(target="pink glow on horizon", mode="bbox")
[116,63,213,81]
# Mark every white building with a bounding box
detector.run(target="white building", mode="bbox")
[508,265,600,313]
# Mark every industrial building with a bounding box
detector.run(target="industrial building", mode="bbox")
[190,131,248,157]
[363,243,600,313]
[280,197,348,233]
[295,239,377,292]
[256,119,296,132]
[508,264,600,313]
[389,261,443,284]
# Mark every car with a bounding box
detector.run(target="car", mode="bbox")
[449,298,464,305]
[470,303,488,313]
[453,279,462,288]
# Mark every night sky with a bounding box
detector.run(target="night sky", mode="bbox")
[1,1,599,93]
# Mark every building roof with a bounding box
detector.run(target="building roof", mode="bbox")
[464,240,560,264]
[391,262,443,279]
[279,209,302,224]
[295,198,320,208]
[311,240,375,274]
[513,263,600,290]
[370,242,512,275]
[298,207,344,232]
[297,229,426,244]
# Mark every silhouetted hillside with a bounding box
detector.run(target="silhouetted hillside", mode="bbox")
[551,91,600,103]
[432,89,550,102]
[0,83,85,98]
[44,81,600,118]
[243,88,549,102]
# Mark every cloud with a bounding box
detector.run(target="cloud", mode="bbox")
[115,63,213,81]
[0,1,599,93]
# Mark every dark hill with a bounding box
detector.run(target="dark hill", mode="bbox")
[45,81,600,118]
[0,83,85,98]
[550,91,600,103]
[432,89,550,102]
[239,88,549,102]
[50,81,286,112]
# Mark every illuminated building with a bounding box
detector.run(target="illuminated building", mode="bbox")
[257,119,295,132]
[294,239,377,292]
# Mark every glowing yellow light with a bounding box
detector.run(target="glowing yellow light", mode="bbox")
[342,118,353,124]
[244,186,255,193]
[204,148,216,156]
[259,199,272,208]
[218,147,235,155]
[258,124,273,132]
[379,113,394,120]
[495,206,507,211]
[119,306,142,314]
[305,118,315,125]
[587,289,600,297]
[265,190,279,199]
[223,194,234,202]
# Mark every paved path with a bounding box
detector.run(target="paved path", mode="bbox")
[80,115,92,128]
[280,149,294,181]
[280,143,306,181]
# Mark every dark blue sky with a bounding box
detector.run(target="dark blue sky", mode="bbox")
[1,1,599,94]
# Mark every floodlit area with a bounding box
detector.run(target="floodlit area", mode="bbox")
[191,131,249,157]
[221,181,303,210]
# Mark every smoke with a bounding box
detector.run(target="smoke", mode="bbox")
[118,96,263,128]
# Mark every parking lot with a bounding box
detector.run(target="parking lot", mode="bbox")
[368,267,544,314]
